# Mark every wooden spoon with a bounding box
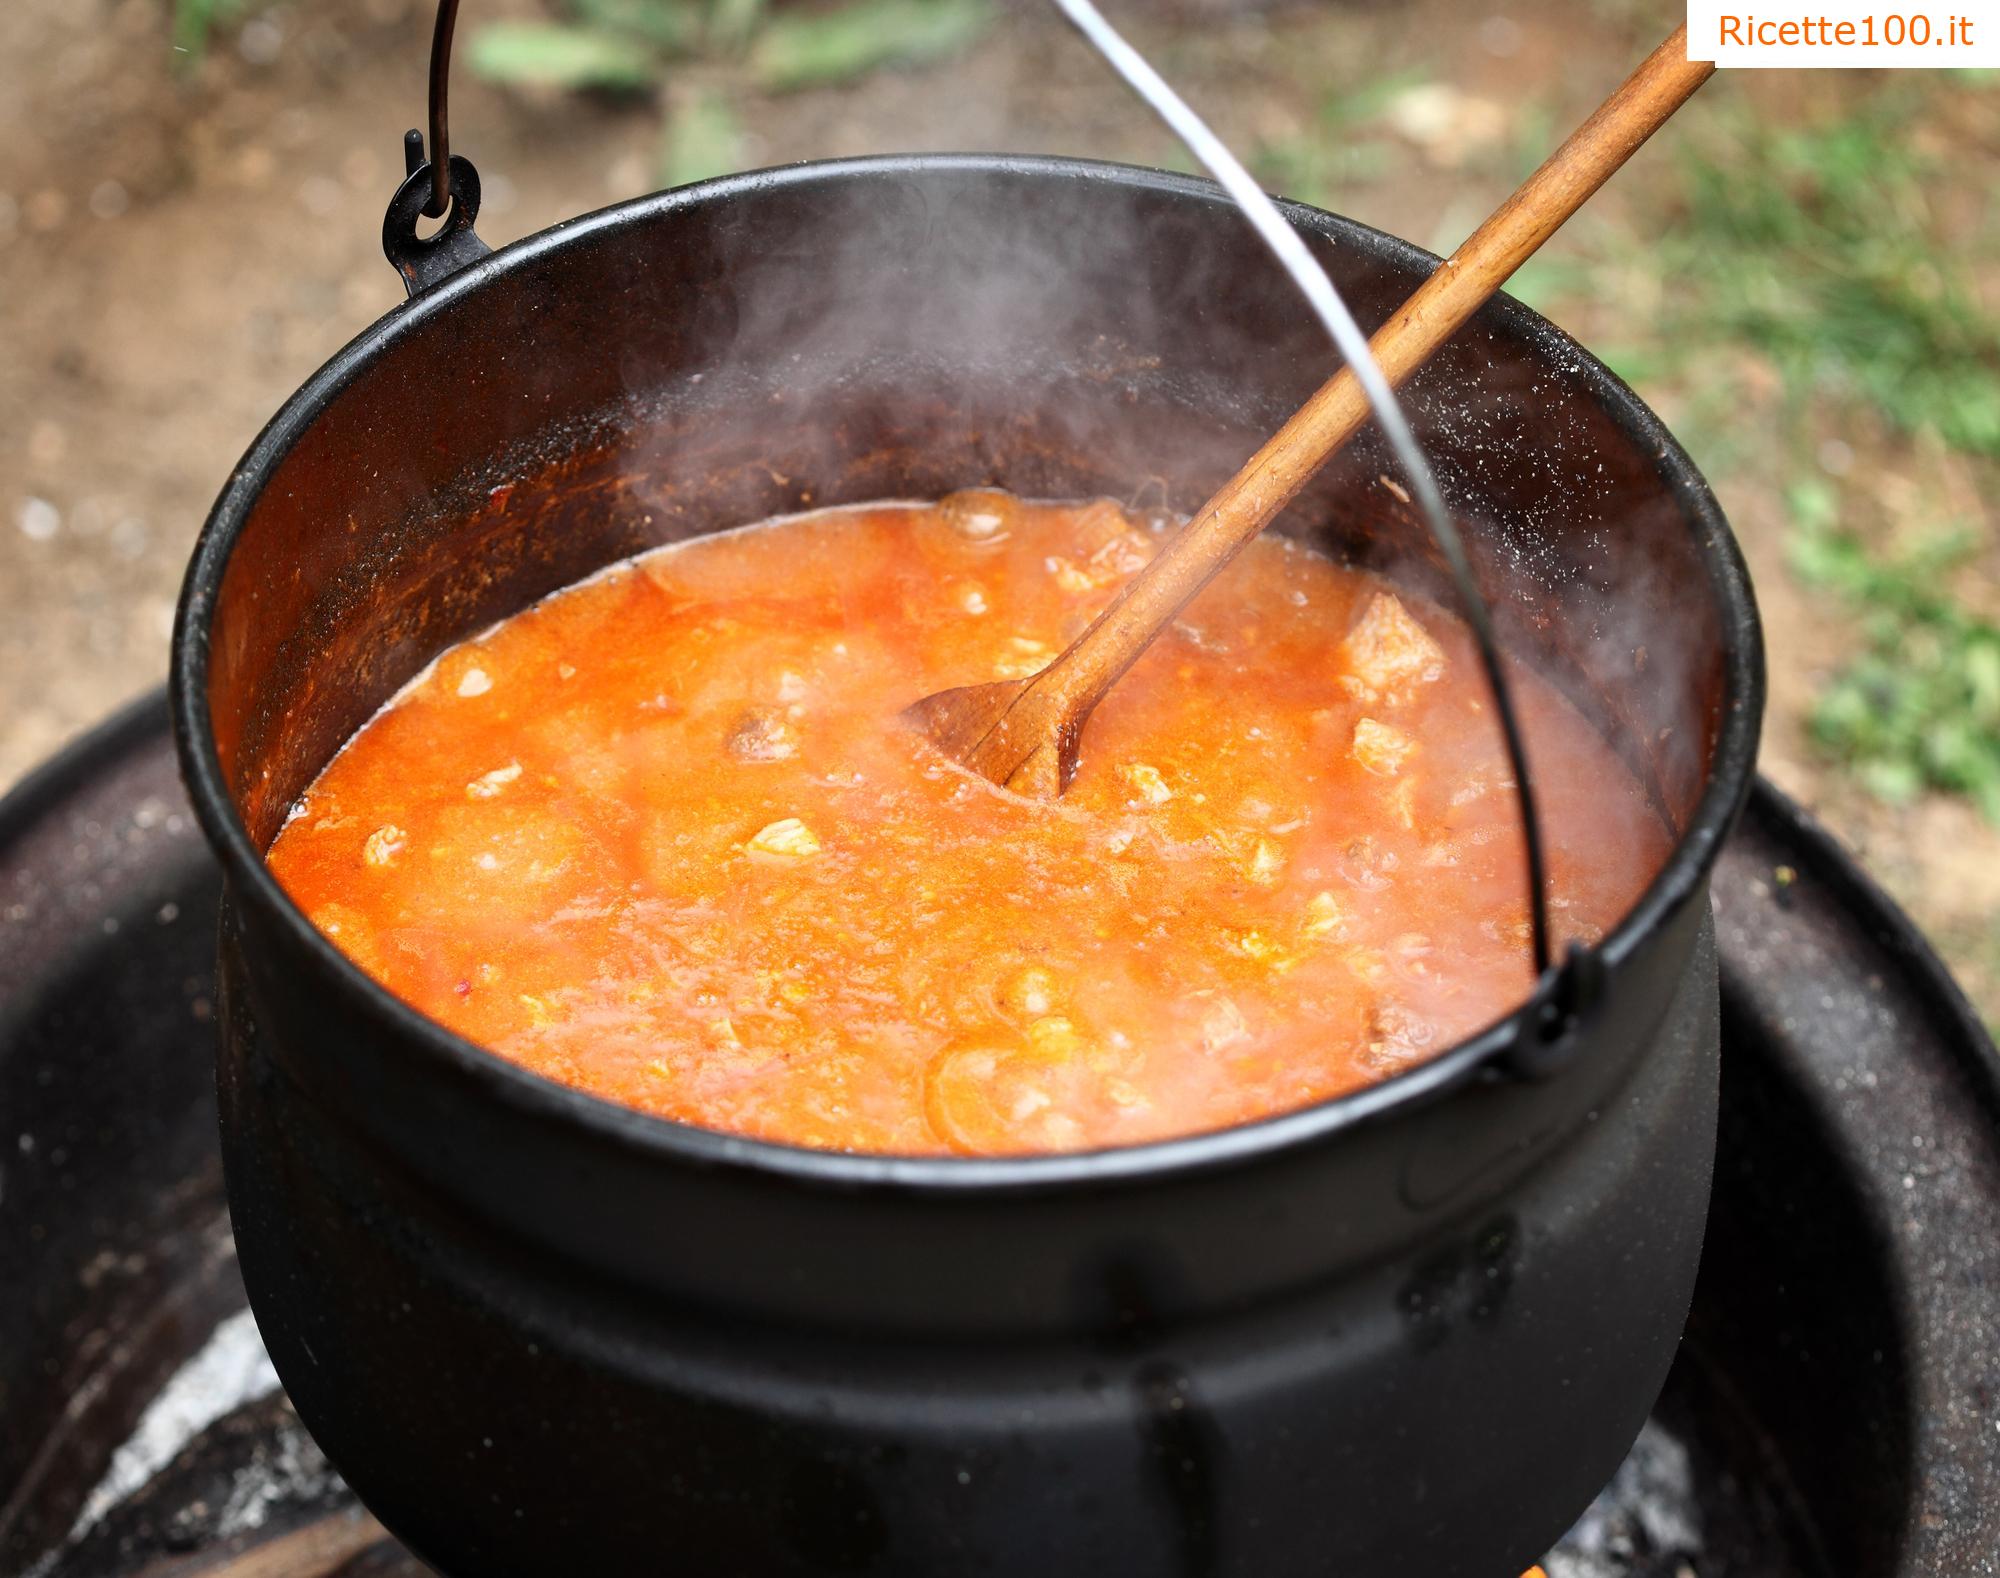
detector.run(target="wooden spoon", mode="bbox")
[905,26,1714,798]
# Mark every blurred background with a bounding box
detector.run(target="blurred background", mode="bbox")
[1,0,1995,1020]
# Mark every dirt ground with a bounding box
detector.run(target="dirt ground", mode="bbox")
[3,0,1996,1019]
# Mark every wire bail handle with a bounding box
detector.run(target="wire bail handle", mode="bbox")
[421,0,463,221]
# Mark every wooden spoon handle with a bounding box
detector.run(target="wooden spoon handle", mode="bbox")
[1030,27,1713,728]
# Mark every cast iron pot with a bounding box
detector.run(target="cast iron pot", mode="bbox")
[172,154,1763,1577]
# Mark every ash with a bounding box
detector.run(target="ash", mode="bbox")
[203,1406,346,1541]
[1546,1420,1703,1578]
[33,1312,344,1578]
[66,1306,279,1540]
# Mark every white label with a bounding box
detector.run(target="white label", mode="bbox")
[1688,0,2000,65]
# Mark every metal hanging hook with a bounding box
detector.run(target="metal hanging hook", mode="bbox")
[381,0,486,294]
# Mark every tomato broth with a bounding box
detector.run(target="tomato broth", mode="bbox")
[267,492,1668,1155]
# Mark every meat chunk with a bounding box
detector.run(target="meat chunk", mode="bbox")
[466,761,523,799]
[1352,718,1416,776]
[939,488,1020,543]
[1119,763,1174,806]
[746,817,821,859]
[1339,592,1445,705]
[725,706,798,762]
[363,825,406,867]
[992,635,1054,680]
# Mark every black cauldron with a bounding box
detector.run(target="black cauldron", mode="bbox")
[172,154,1763,1576]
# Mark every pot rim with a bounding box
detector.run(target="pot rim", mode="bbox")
[171,152,1765,1195]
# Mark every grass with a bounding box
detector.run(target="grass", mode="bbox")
[1665,88,2000,460]
[170,0,256,59]
[467,0,995,185]
[1527,77,2000,820]
[1664,85,2000,819]
[175,0,994,181]
[1788,480,2000,818]
[1252,70,1426,210]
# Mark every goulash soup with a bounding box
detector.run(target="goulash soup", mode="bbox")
[267,492,1666,1155]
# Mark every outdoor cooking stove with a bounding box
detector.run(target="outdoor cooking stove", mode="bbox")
[3,695,1998,1576]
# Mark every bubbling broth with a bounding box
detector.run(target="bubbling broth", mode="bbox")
[267,492,1668,1155]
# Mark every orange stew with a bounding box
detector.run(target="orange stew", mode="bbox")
[268,493,1667,1155]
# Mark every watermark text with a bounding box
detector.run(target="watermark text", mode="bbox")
[1689,1,1999,64]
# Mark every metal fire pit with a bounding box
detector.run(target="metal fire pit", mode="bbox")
[2,692,1995,1576]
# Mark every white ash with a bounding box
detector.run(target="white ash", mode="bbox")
[209,1407,344,1539]
[65,1307,280,1542]
[1546,1419,1703,1576]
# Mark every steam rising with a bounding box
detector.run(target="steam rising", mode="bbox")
[403,15,1728,970]
[583,31,1724,955]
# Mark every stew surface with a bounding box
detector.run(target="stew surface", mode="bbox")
[268,493,1668,1154]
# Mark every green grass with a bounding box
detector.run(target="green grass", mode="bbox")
[1544,78,2000,475]
[747,0,991,91]
[657,87,747,188]
[1787,480,2000,819]
[1252,70,1426,210]
[1665,90,2000,459]
[466,0,994,185]
[1673,88,2000,819]
[1545,79,2000,820]
[170,0,257,59]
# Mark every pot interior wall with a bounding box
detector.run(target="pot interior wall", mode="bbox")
[203,162,1731,852]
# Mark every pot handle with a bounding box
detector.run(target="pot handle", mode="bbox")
[380,0,489,297]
